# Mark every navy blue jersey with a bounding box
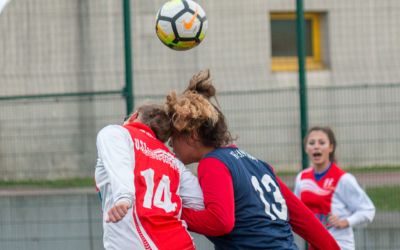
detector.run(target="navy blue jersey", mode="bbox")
[205,147,298,250]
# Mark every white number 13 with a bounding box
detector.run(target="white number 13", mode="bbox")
[251,174,288,220]
[141,168,177,213]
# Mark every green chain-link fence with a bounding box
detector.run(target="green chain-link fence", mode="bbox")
[1,0,399,249]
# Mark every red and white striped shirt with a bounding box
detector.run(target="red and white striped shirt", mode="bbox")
[295,162,375,250]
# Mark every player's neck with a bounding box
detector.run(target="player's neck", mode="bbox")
[198,145,216,159]
[314,161,331,173]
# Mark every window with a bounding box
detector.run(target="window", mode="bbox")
[270,12,324,71]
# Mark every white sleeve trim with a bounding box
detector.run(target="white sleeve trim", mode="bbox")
[96,125,135,206]
[293,172,302,197]
[176,160,204,210]
[335,173,376,227]
[115,197,133,208]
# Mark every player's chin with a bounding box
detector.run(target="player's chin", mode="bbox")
[310,155,325,164]
[180,156,195,165]
[181,158,192,165]
[311,157,321,163]
[174,153,186,163]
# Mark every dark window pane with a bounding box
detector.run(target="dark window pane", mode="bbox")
[305,20,313,56]
[271,18,313,57]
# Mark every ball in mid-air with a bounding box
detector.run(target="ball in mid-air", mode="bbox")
[155,0,207,51]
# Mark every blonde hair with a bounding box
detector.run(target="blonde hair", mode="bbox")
[166,69,233,147]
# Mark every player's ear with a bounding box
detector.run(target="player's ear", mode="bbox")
[189,131,203,146]
[328,143,334,153]
[123,111,139,125]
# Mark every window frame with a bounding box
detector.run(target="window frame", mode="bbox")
[270,12,324,72]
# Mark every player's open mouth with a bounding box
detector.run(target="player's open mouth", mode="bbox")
[313,152,322,157]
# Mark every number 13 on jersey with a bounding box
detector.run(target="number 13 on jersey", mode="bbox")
[251,174,288,221]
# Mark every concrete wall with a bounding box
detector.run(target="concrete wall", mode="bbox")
[0,191,398,250]
[0,0,125,179]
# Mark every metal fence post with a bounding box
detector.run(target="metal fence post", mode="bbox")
[296,1,309,247]
[296,0,309,171]
[123,0,134,115]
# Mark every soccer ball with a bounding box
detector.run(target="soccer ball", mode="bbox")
[155,0,207,51]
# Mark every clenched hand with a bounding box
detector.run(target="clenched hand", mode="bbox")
[106,200,131,223]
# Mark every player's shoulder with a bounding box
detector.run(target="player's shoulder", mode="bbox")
[303,167,314,173]
[295,167,313,181]
[97,125,127,139]
[333,172,364,197]
[173,158,186,172]
[299,167,313,175]
[337,172,357,185]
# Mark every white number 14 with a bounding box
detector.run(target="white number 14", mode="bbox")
[141,168,177,213]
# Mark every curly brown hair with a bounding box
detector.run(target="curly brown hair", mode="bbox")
[165,69,234,148]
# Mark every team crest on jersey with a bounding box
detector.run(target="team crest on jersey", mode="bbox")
[323,178,335,191]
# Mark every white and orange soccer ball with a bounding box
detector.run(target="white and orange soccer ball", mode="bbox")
[155,0,207,51]
[0,0,11,14]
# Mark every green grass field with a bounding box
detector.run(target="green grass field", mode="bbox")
[0,178,94,188]
[366,186,400,211]
[0,176,399,211]
[344,165,400,173]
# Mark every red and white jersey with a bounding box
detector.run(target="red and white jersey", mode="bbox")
[294,162,375,250]
[95,123,204,250]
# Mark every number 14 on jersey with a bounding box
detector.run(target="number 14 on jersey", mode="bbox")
[141,168,177,213]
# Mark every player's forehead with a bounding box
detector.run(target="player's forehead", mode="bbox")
[307,130,329,141]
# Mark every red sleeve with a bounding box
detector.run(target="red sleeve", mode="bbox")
[277,177,340,250]
[182,157,235,236]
